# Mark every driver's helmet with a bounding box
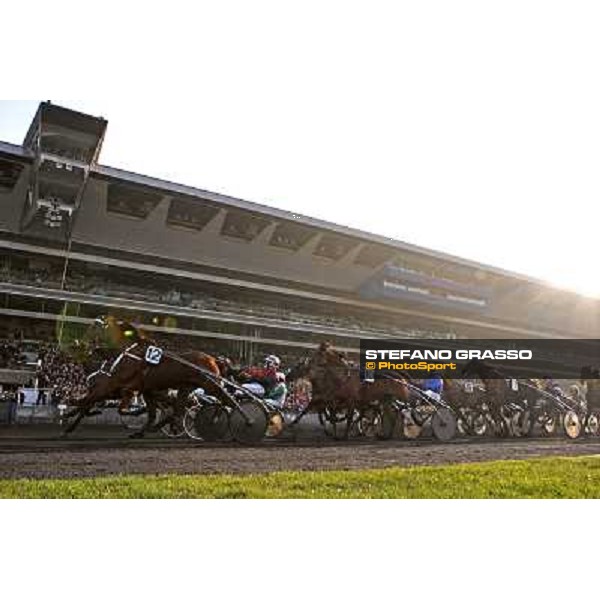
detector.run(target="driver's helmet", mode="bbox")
[190,387,205,400]
[264,354,281,369]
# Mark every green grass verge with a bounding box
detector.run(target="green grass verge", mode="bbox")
[2,456,600,498]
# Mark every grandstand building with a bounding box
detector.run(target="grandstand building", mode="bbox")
[0,102,598,364]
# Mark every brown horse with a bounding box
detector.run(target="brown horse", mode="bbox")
[62,339,224,437]
[461,359,514,435]
[581,367,600,406]
[580,366,600,431]
[298,342,409,438]
[441,376,489,435]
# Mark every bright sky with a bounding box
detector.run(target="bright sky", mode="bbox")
[2,2,599,297]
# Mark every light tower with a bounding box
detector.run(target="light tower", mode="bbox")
[19,101,107,241]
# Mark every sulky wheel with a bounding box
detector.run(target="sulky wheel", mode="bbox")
[585,413,600,436]
[184,404,230,442]
[160,422,185,438]
[540,413,558,436]
[431,408,457,442]
[470,411,489,437]
[266,411,285,438]
[563,410,582,439]
[183,406,202,440]
[156,406,186,438]
[400,412,423,439]
[356,406,382,438]
[160,417,186,438]
[230,400,269,444]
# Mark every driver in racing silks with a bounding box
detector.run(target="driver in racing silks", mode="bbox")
[421,373,444,401]
[539,375,563,397]
[240,355,288,407]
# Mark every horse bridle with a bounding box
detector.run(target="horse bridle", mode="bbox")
[85,343,145,387]
[86,342,143,381]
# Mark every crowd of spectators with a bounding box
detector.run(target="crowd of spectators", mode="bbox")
[1,264,457,340]
[0,339,87,404]
[1,264,61,288]
[0,340,28,368]
[37,346,87,404]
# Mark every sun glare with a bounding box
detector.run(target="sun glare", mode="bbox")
[548,276,600,300]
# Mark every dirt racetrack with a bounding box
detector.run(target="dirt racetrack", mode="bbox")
[1,424,600,479]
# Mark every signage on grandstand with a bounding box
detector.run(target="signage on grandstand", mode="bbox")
[359,339,600,380]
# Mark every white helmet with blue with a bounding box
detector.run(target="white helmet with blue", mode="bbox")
[264,354,281,368]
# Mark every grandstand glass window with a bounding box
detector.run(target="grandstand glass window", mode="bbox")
[354,243,396,268]
[167,197,219,231]
[221,209,272,241]
[269,222,317,250]
[41,134,95,163]
[38,181,79,207]
[314,233,357,260]
[0,159,23,193]
[106,183,162,219]
[39,158,85,184]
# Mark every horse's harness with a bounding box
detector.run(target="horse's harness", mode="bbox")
[86,342,157,385]
[91,341,231,396]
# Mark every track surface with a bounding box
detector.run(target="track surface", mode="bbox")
[1,425,600,479]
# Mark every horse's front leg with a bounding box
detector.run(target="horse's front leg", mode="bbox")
[62,406,80,419]
[165,389,189,435]
[61,407,88,437]
[130,393,157,439]
[61,387,101,437]
[344,404,357,440]
[118,389,135,415]
[333,400,354,440]
[152,402,172,432]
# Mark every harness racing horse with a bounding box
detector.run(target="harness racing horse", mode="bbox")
[580,366,600,435]
[461,359,515,436]
[290,342,410,439]
[463,359,582,438]
[62,340,224,437]
[441,376,488,436]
